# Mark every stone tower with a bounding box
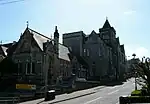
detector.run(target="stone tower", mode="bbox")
[54,26,59,54]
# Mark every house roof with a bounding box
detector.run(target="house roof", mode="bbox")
[58,44,70,61]
[99,19,116,34]
[27,28,70,61]
[0,42,18,57]
[6,42,18,57]
[28,28,52,51]
[1,46,8,56]
[2,43,13,48]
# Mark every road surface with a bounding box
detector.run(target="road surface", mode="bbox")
[21,78,139,104]
[48,78,137,104]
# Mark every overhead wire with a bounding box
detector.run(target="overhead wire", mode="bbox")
[0,0,27,5]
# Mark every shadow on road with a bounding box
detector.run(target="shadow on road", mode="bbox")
[103,81,124,86]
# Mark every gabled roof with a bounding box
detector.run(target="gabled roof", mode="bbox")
[89,30,97,37]
[28,28,52,51]
[91,30,97,35]
[1,46,8,56]
[27,27,71,61]
[0,42,18,57]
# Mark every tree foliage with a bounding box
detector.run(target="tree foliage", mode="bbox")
[135,58,150,94]
[0,57,18,75]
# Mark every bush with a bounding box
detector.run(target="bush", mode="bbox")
[131,90,142,96]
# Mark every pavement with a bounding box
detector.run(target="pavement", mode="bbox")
[20,78,138,104]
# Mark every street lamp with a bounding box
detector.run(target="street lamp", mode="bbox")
[132,53,137,90]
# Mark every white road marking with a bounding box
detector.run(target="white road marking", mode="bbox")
[109,86,119,89]
[83,96,102,104]
[108,90,119,95]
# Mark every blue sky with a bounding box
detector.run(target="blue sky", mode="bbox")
[0,0,150,59]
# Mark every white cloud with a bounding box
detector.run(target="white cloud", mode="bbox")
[124,10,136,15]
[125,45,149,60]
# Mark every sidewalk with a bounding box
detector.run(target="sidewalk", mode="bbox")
[20,85,105,104]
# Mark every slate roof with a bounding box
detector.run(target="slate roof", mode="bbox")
[27,28,70,61]
[58,44,70,61]
[28,28,52,51]
[90,30,97,36]
[1,46,8,56]
[0,42,17,57]
[2,43,13,48]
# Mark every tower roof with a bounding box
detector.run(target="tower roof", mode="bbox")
[102,18,111,28]
[54,26,59,38]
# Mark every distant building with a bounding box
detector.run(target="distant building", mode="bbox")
[63,19,126,81]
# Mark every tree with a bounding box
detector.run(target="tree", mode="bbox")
[0,57,18,75]
[135,58,150,94]
[132,53,136,59]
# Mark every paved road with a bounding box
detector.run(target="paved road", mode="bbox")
[21,78,139,104]
[48,78,138,104]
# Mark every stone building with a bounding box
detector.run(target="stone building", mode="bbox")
[63,19,126,81]
[0,26,79,91]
